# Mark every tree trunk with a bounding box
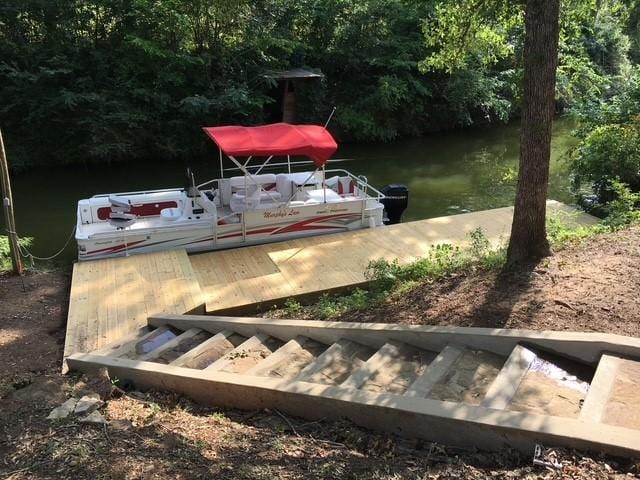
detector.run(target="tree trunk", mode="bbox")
[506,0,561,265]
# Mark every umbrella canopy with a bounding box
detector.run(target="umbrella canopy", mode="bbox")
[203,123,338,168]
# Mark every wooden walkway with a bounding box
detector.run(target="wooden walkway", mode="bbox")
[64,250,204,368]
[64,201,598,363]
[193,201,597,313]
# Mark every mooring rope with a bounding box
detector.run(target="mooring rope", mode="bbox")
[13,225,77,262]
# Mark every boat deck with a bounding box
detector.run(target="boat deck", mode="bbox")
[64,201,598,365]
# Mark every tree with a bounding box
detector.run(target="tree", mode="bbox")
[506,0,561,265]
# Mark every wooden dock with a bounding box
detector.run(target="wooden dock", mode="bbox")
[64,250,204,366]
[64,201,598,363]
[193,201,596,312]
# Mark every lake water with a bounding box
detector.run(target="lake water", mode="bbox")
[5,118,577,265]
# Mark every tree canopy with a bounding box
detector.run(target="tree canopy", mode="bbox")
[0,0,637,167]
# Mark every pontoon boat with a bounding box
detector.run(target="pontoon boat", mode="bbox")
[75,123,408,260]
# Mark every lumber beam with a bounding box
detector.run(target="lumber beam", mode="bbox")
[405,344,464,398]
[481,344,537,410]
[148,314,640,364]
[580,353,621,423]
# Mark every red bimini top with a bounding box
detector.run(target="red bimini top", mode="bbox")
[202,123,338,168]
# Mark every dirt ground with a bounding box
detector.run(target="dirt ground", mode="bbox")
[337,226,640,337]
[1,228,640,479]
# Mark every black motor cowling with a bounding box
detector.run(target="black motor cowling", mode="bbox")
[380,184,409,225]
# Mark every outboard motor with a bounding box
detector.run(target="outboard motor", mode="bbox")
[380,184,409,225]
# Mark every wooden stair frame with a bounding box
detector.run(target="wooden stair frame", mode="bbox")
[66,315,640,457]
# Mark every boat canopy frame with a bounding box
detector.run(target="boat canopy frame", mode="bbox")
[199,123,385,207]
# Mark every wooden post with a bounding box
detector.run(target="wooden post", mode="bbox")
[0,129,23,274]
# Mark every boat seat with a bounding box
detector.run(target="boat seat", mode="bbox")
[338,177,356,195]
[161,207,183,221]
[305,188,343,203]
[196,192,217,214]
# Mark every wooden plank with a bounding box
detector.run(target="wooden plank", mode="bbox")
[138,328,203,362]
[580,353,621,423]
[170,331,234,367]
[341,341,403,390]
[66,352,640,458]
[245,336,309,376]
[295,339,349,381]
[296,339,374,385]
[148,315,640,365]
[64,249,204,366]
[405,344,464,398]
[480,344,537,410]
[205,334,270,372]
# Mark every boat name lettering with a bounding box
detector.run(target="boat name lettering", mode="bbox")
[264,209,300,219]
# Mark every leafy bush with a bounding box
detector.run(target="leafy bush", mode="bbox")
[571,123,640,201]
[0,235,31,271]
[602,180,640,227]
[1,0,637,167]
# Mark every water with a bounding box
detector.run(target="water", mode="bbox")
[5,118,577,265]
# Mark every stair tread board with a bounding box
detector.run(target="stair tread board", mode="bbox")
[296,339,376,385]
[355,343,437,394]
[172,331,245,369]
[151,330,213,364]
[481,344,537,411]
[92,326,152,357]
[507,352,592,418]
[602,357,640,429]
[206,334,285,374]
[427,349,505,406]
[581,354,640,429]
[247,337,327,379]
[117,326,181,359]
[405,344,464,398]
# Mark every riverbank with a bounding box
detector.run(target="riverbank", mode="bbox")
[1,227,639,478]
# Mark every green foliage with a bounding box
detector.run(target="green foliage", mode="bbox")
[0,0,637,166]
[0,236,32,271]
[283,297,302,316]
[570,66,640,204]
[602,180,640,227]
[546,217,604,247]
[571,123,640,199]
[547,181,639,247]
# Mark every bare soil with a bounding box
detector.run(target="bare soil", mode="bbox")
[337,227,640,336]
[1,228,640,479]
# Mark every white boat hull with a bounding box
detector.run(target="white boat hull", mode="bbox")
[78,200,382,261]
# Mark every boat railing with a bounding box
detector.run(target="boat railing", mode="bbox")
[91,187,184,198]
[196,178,220,190]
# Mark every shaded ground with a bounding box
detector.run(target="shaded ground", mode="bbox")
[1,228,640,479]
[336,226,640,337]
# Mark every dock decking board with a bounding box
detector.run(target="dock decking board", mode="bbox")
[64,250,204,367]
[65,202,598,363]
[197,201,598,312]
